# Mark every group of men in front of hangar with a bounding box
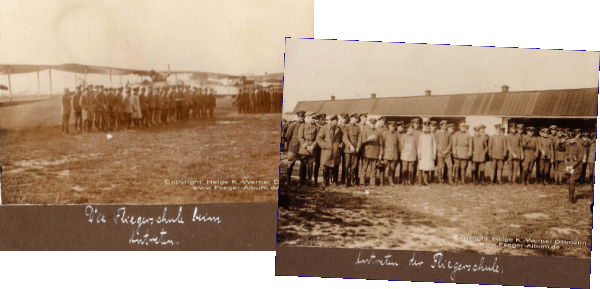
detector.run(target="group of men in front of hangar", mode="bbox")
[60,84,217,134]
[282,111,595,204]
[235,86,283,114]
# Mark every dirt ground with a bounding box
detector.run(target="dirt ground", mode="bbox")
[277,153,593,258]
[0,97,279,204]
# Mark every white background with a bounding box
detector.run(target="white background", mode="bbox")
[2,1,598,289]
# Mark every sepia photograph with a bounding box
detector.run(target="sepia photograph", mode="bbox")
[278,38,597,259]
[0,0,313,205]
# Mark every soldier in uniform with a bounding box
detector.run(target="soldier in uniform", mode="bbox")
[61,88,72,134]
[553,128,567,185]
[72,85,83,133]
[334,113,349,185]
[375,116,387,185]
[208,88,216,119]
[537,128,554,185]
[298,111,320,187]
[80,85,93,133]
[381,121,399,186]
[578,131,590,186]
[395,121,405,184]
[113,87,123,130]
[357,117,383,188]
[589,132,596,187]
[488,124,507,184]
[311,114,326,185]
[516,124,526,182]
[417,120,436,186]
[122,87,133,129]
[471,125,488,185]
[147,86,156,126]
[447,123,456,184]
[435,120,453,184]
[283,111,305,186]
[105,87,114,131]
[453,122,472,185]
[342,113,361,187]
[547,125,558,183]
[139,87,148,127]
[505,123,522,184]
[400,123,418,185]
[521,126,538,185]
[316,115,343,188]
[564,131,585,203]
[355,113,368,185]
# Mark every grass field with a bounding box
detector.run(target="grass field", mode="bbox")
[277,153,593,258]
[0,97,279,204]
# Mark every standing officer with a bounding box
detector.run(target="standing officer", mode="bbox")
[342,113,361,187]
[435,120,453,184]
[375,116,387,185]
[122,87,133,129]
[113,87,123,130]
[505,123,522,184]
[471,125,488,185]
[537,128,554,185]
[138,87,146,126]
[488,124,507,184]
[453,122,472,185]
[447,123,457,184]
[355,112,368,185]
[357,117,383,188]
[400,123,418,185]
[80,85,91,133]
[316,115,343,188]
[578,131,590,185]
[553,128,567,185]
[521,126,538,186]
[72,85,83,133]
[564,131,585,203]
[311,114,326,185]
[395,121,405,184]
[298,111,320,187]
[61,88,72,134]
[516,124,526,182]
[208,88,216,118]
[94,85,107,132]
[381,121,399,186]
[147,86,156,125]
[334,113,349,185]
[283,111,305,186]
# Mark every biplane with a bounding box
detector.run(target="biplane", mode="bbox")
[0,63,283,107]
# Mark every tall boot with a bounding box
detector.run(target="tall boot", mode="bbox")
[568,184,575,203]
[438,167,444,184]
[480,171,487,185]
[472,170,478,186]
[417,170,422,186]
[322,167,330,188]
[523,170,529,186]
[448,168,454,185]
[461,168,466,185]
[298,162,306,186]
[285,165,294,187]
[423,171,429,186]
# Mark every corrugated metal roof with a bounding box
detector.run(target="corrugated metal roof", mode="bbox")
[291,87,597,117]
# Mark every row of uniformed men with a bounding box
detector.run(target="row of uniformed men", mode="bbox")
[236,86,282,114]
[60,84,217,134]
[283,111,594,203]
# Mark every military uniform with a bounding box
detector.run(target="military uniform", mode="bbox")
[564,135,585,203]
[284,112,306,186]
[298,116,320,186]
[72,87,82,133]
[382,127,399,186]
[488,128,507,184]
[317,121,343,187]
[554,132,567,185]
[521,128,538,185]
[537,129,554,185]
[506,128,522,184]
[471,130,488,185]
[357,121,383,186]
[342,120,362,187]
[435,128,453,184]
[61,89,72,134]
[452,125,472,184]
[400,130,418,185]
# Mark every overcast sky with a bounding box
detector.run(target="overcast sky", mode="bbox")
[283,39,599,113]
[0,0,312,95]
